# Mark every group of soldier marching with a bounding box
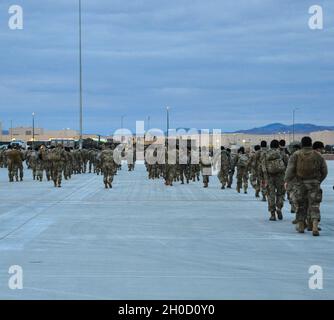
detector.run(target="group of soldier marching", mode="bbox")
[143,137,328,237]
[0,135,329,236]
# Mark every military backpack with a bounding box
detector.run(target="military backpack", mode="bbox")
[296,150,319,179]
[266,150,285,175]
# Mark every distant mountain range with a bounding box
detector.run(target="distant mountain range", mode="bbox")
[232,123,334,135]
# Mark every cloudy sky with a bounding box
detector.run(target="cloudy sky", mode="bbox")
[0,0,333,135]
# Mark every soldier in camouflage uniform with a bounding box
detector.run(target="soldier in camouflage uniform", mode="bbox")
[248,145,261,197]
[258,141,268,201]
[234,147,249,194]
[0,148,7,168]
[26,148,38,180]
[286,143,301,224]
[100,144,116,188]
[6,145,24,182]
[200,146,212,188]
[35,145,47,181]
[214,146,230,189]
[63,147,73,180]
[164,146,177,186]
[285,137,328,236]
[262,140,288,221]
[179,146,190,184]
[190,147,200,182]
[227,148,236,188]
[49,144,67,187]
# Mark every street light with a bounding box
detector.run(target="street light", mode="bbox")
[147,115,151,132]
[78,0,83,149]
[32,112,35,149]
[292,108,299,142]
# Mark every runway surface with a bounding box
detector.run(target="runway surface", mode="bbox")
[0,162,333,299]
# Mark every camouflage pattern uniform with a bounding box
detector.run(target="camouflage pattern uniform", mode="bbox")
[248,149,261,197]
[6,147,24,182]
[258,147,268,201]
[200,147,212,188]
[214,148,230,189]
[227,151,236,188]
[262,148,288,221]
[235,152,249,193]
[285,146,328,236]
[100,146,116,188]
[49,145,67,187]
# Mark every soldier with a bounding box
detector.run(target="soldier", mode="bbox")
[285,137,328,236]
[235,147,249,194]
[286,143,301,224]
[100,144,116,189]
[226,148,235,188]
[0,147,7,168]
[249,145,261,197]
[63,147,73,180]
[127,146,136,171]
[258,141,268,201]
[214,146,230,189]
[164,145,177,186]
[179,145,190,184]
[26,147,38,180]
[49,144,67,187]
[35,145,47,181]
[6,144,24,182]
[200,146,212,188]
[263,140,288,221]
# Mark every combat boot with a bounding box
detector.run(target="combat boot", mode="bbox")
[221,184,225,190]
[236,186,241,193]
[292,219,297,224]
[296,221,305,233]
[269,212,276,221]
[276,210,283,220]
[255,190,260,198]
[108,182,112,188]
[261,196,266,202]
[312,220,320,237]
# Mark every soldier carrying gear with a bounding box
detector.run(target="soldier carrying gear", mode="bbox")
[285,137,328,236]
[249,145,261,197]
[263,140,288,221]
[6,144,24,182]
[200,146,212,188]
[49,144,67,187]
[235,147,249,194]
[99,144,116,189]
[213,146,230,190]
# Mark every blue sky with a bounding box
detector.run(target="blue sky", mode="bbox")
[0,0,333,135]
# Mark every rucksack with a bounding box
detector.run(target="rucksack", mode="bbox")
[296,150,319,179]
[266,150,285,174]
[238,154,249,168]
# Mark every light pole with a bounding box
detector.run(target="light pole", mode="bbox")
[147,115,151,131]
[292,108,299,142]
[32,112,35,150]
[78,0,83,149]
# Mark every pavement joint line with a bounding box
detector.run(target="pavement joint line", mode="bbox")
[0,175,98,242]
